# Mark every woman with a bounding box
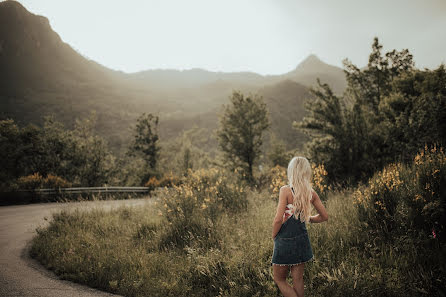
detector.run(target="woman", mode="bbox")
[271,156,328,297]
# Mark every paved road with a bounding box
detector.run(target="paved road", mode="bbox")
[0,198,154,297]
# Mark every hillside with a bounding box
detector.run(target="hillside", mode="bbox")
[0,0,344,153]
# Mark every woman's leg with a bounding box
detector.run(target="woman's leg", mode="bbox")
[290,263,305,297]
[273,265,298,297]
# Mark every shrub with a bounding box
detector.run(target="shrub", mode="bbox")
[407,144,446,241]
[43,174,72,189]
[144,176,160,192]
[268,165,287,199]
[156,168,247,250]
[144,172,182,192]
[354,144,446,242]
[15,173,72,190]
[311,163,331,200]
[353,163,404,238]
[159,172,182,188]
[16,172,44,190]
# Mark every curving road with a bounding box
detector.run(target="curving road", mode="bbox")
[0,198,154,297]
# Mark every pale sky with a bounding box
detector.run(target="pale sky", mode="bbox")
[17,0,446,75]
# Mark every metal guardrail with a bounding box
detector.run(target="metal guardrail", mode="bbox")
[33,187,151,195]
[0,187,152,206]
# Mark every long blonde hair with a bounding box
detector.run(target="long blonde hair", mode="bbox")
[287,156,313,223]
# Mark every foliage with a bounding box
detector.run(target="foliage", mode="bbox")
[354,144,446,242]
[0,113,115,191]
[14,172,72,190]
[143,172,182,192]
[70,112,116,187]
[156,168,247,249]
[267,137,292,168]
[30,189,446,297]
[157,126,215,176]
[295,37,445,186]
[144,176,161,192]
[217,91,270,184]
[268,165,287,199]
[311,163,331,201]
[128,113,160,171]
[15,173,44,190]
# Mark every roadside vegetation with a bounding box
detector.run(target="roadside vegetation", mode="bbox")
[25,37,446,296]
[30,148,445,296]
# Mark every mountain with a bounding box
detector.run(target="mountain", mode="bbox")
[281,54,347,94]
[0,0,344,153]
[0,1,167,152]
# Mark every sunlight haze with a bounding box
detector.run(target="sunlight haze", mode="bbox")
[15,0,446,74]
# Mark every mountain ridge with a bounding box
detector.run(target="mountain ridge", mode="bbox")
[0,0,346,153]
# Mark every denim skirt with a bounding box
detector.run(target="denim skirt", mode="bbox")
[271,213,314,266]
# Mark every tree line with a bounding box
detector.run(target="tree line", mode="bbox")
[1,37,444,191]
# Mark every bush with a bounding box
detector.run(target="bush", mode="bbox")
[354,144,446,242]
[159,172,182,188]
[311,163,331,200]
[407,144,446,241]
[15,172,44,190]
[144,176,161,192]
[144,172,182,193]
[15,173,72,190]
[44,174,72,189]
[156,168,247,250]
[268,165,287,199]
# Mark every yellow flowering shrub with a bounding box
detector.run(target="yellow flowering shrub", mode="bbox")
[157,168,247,249]
[354,144,446,241]
[312,163,331,200]
[16,173,71,190]
[408,144,445,240]
[268,165,287,199]
[43,174,72,189]
[16,172,44,190]
[353,163,404,236]
[144,176,161,191]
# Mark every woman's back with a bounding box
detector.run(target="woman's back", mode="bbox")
[271,156,329,297]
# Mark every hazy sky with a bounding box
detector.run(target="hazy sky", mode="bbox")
[17,0,446,75]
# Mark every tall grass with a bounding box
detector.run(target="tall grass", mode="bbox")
[30,167,445,296]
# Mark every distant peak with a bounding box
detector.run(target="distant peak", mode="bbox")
[298,54,323,66]
[305,54,321,61]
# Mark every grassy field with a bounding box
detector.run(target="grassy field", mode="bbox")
[29,180,445,297]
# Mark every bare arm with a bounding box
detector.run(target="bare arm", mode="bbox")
[272,187,287,239]
[309,190,328,223]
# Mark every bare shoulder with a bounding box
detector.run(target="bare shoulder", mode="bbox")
[279,185,292,195]
[280,185,290,191]
[279,185,294,204]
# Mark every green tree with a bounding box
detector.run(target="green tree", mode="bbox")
[268,135,292,168]
[378,64,446,161]
[296,37,417,185]
[217,91,270,183]
[0,113,115,190]
[70,112,115,186]
[129,113,160,176]
[294,79,352,184]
